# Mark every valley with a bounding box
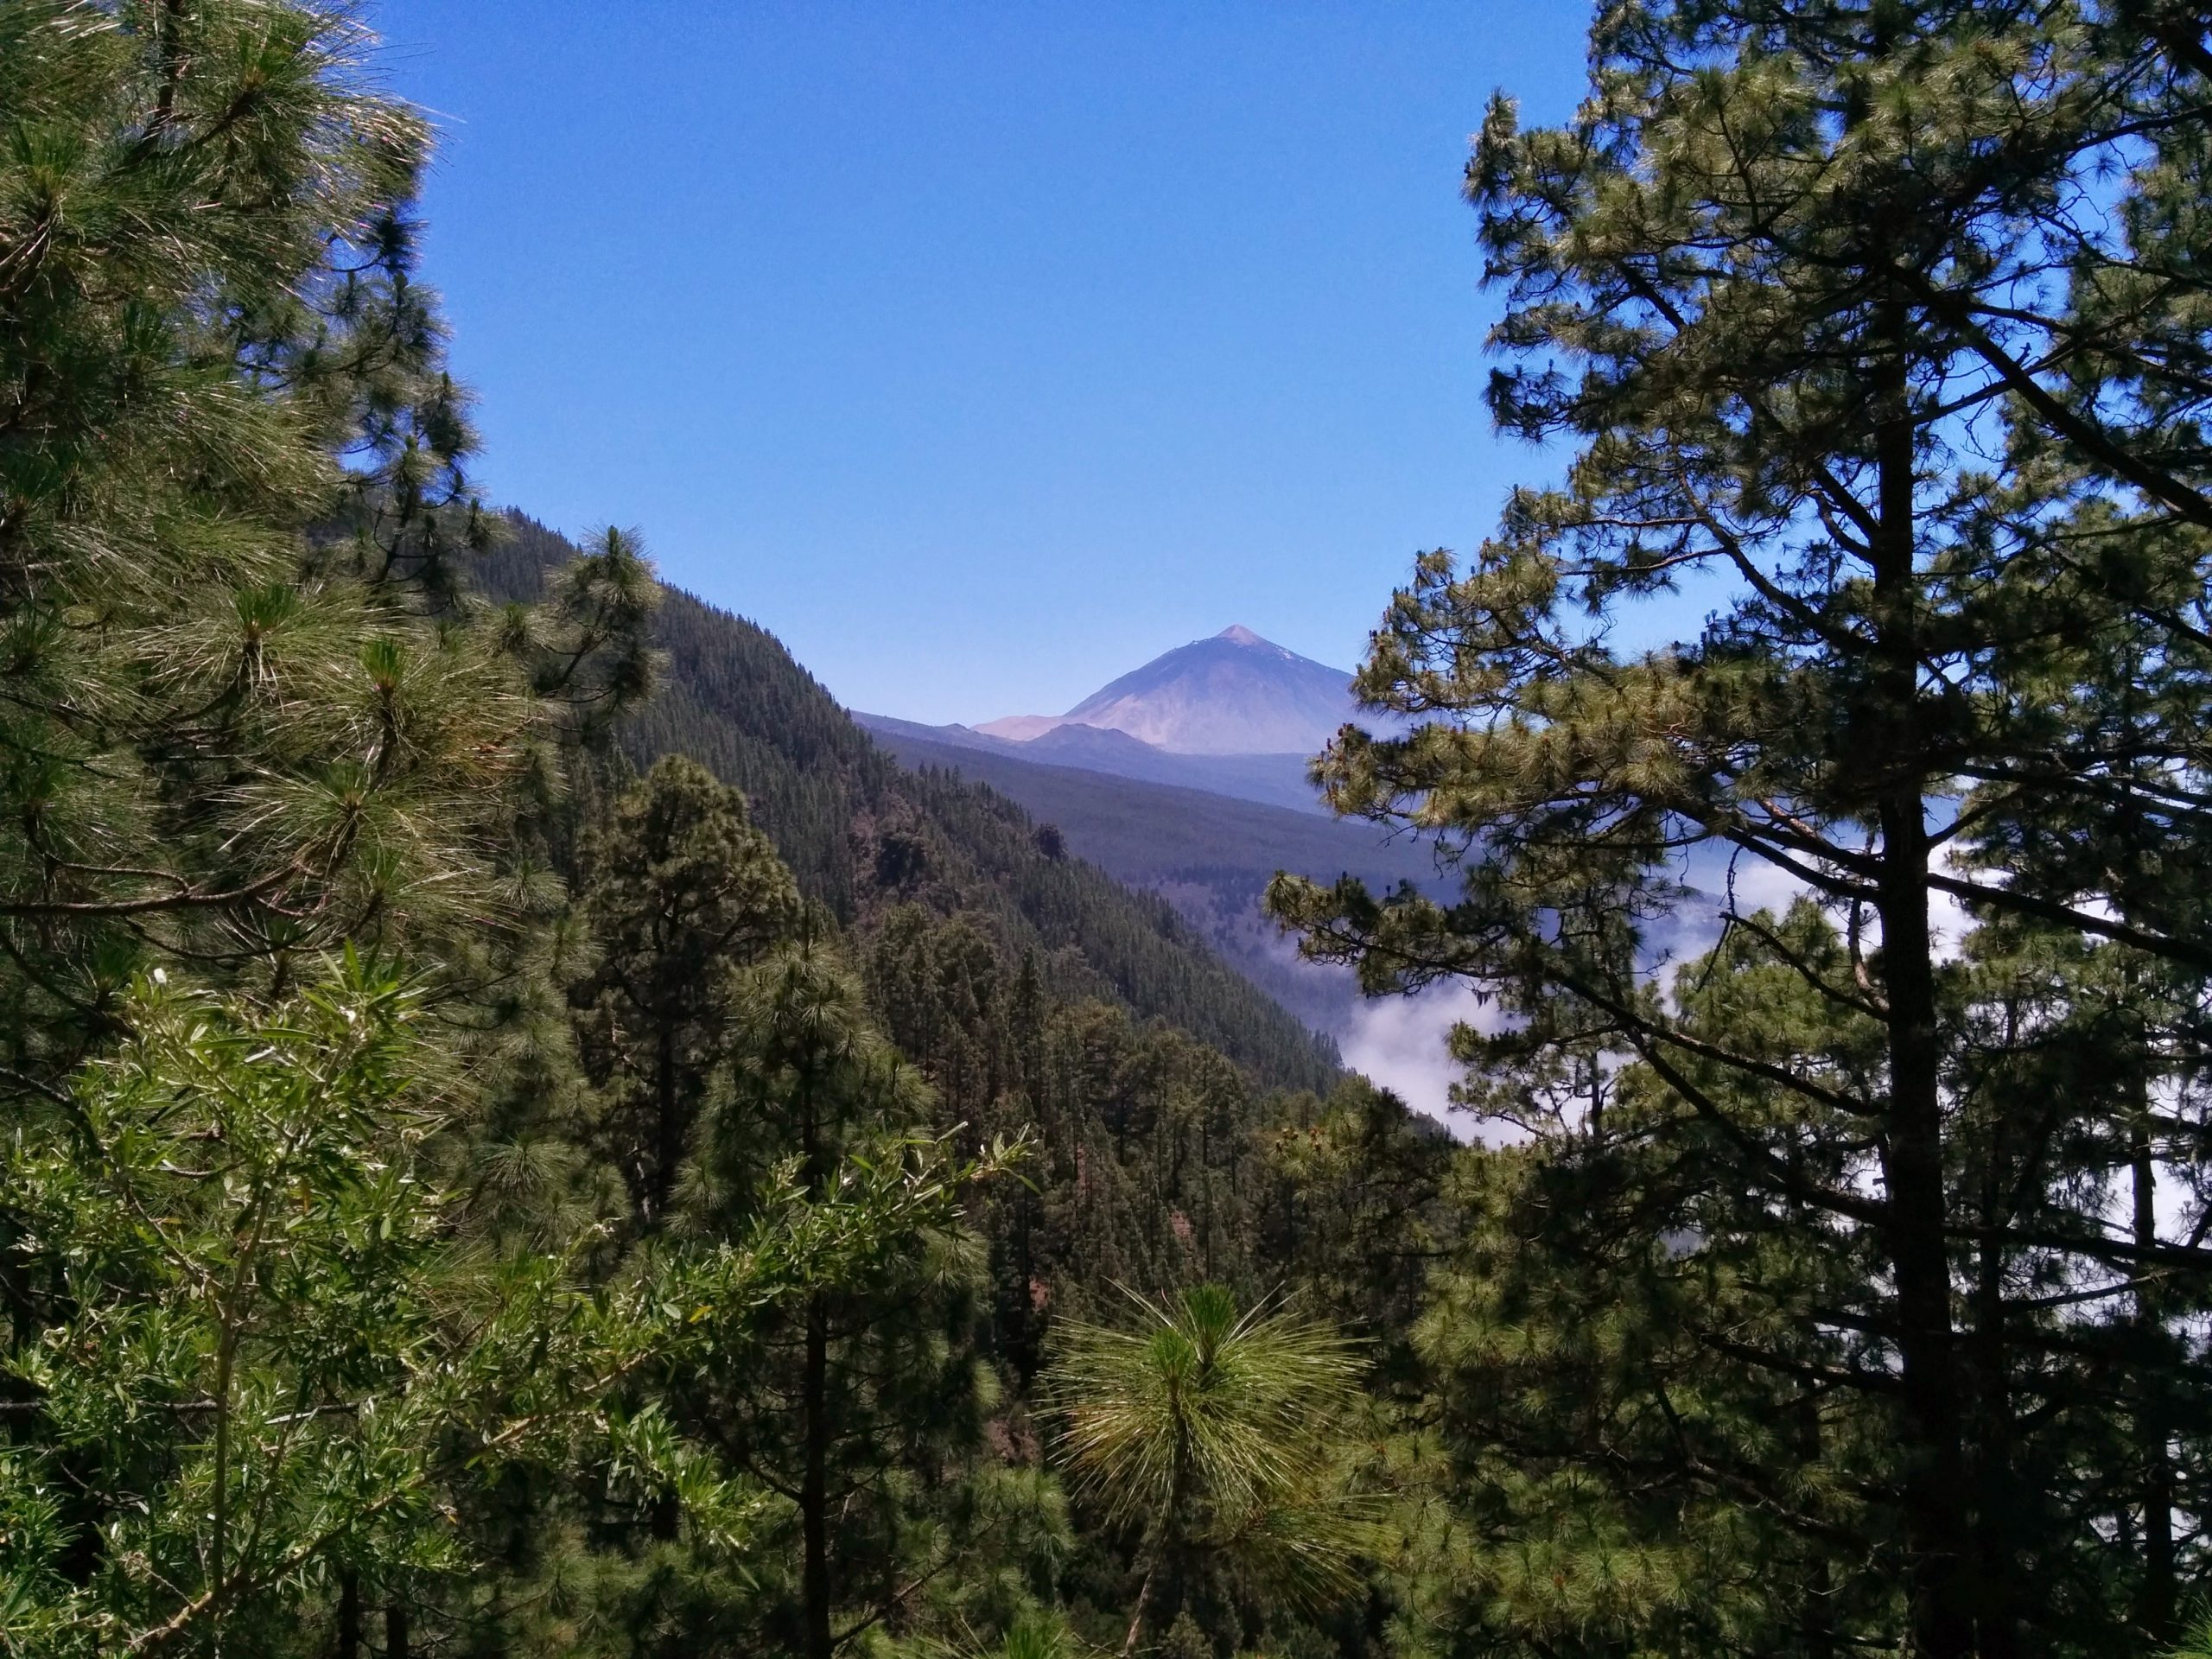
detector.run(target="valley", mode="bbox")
[12,9,2208,1656]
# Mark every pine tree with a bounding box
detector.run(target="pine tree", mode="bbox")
[677,940,1005,1659]
[2,954,1007,1658]
[554,786,1045,1659]
[1271,4,2212,1655]
[570,756,802,1232]
[1043,1285,1377,1656]
[0,0,556,1090]
[1263,1078,1448,1401]
[1,963,481,1657]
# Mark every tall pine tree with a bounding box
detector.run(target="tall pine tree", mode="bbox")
[1274,3,2212,1655]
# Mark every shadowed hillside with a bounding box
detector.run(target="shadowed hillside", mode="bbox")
[865,719,1446,1034]
[478,515,1342,1093]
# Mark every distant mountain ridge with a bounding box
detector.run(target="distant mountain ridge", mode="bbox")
[976,625,1386,757]
[852,712,1324,815]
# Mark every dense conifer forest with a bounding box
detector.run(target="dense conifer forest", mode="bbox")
[475,516,1345,1097]
[6,4,2212,1659]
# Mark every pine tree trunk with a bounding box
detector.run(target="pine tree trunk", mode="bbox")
[651,1015,679,1228]
[1119,1559,1157,1659]
[2133,1109,2177,1643]
[802,1291,833,1659]
[1802,1556,1836,1659]
[1878,790,1974,1659]
[1969,1152,2019,1659]
[1869,365,1975,1659]
[385,1599,409,1659]
[336,1568,360,1659]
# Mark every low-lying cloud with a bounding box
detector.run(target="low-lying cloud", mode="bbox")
[1338,981,1504,1141]
[1329,837,1977,1141]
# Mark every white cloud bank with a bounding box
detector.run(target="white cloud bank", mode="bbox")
[1337,981,1515,1142]
[1331,835,1980,1142]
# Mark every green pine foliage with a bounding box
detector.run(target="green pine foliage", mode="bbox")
[0,957,1007,1658]
[570,754,803,1233]
[22,2,2212,1657]
[0,0,529,1090]
[1271,3,2212,1656]
[1044,1285,1383,1656]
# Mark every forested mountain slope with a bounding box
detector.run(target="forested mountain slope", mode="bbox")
[18,6,2212,1656]
[462,518,1428,1656]
[862,719,1443,1034]
[479,515,1340,1094]
[861,723,1436,892]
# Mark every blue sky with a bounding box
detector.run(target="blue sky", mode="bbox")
[376,3,1592,724]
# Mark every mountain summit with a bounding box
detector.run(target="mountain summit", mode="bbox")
[977,626,1376,755]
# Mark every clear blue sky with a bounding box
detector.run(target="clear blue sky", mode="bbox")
[374,3,1592,725]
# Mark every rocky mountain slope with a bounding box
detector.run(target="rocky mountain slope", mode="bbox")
[974,624,1392,755]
